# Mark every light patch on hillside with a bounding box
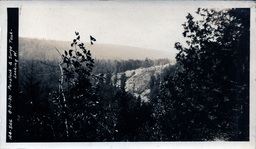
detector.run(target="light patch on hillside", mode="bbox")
[113,64,171,102]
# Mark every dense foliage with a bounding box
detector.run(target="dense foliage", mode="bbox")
[14,8,249,141]
[151,8,249,141]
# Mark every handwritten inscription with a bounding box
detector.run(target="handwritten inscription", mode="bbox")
[7,85,13,140]
[8,69,12,90]
[8,119,12,140]
[8,95,12,140]
[13,59,18,79]
[7,29,17,141]
[8,95,12,114]
[7,30,18,92]
[7,8,19,142]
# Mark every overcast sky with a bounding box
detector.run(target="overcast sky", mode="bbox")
[19,1,248,53]
[19,1,199,53]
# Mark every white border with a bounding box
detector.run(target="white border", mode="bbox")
[0,1,255,149]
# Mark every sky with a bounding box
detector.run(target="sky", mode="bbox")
[19,1,199,53]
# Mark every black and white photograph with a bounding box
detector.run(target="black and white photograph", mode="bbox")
[0,1,256,149]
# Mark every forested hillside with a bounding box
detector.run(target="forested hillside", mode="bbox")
[19,37,176,61]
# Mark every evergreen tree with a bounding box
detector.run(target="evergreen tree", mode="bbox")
[16,60,52,141]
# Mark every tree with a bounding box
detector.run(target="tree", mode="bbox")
[155,8,249,141]
[48,32,107,141]
[21,60,42,107]
[16,60,53,141]
[120,73,127,92]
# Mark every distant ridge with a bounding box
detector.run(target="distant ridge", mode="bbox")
[19,37,176,61]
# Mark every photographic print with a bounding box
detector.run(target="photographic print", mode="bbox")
[1,1,256,148]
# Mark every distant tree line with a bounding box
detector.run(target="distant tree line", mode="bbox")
[13,8,249,141]
[93,58,171,74]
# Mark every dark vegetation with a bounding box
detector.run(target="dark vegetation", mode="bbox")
[13,8,249,141]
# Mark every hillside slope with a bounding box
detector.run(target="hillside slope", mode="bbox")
[113,64,171,101]
[19,37,176,61]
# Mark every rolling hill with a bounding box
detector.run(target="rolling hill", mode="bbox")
[19,37,176,61]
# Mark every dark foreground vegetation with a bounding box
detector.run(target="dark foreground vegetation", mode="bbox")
[13,8,249,141]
